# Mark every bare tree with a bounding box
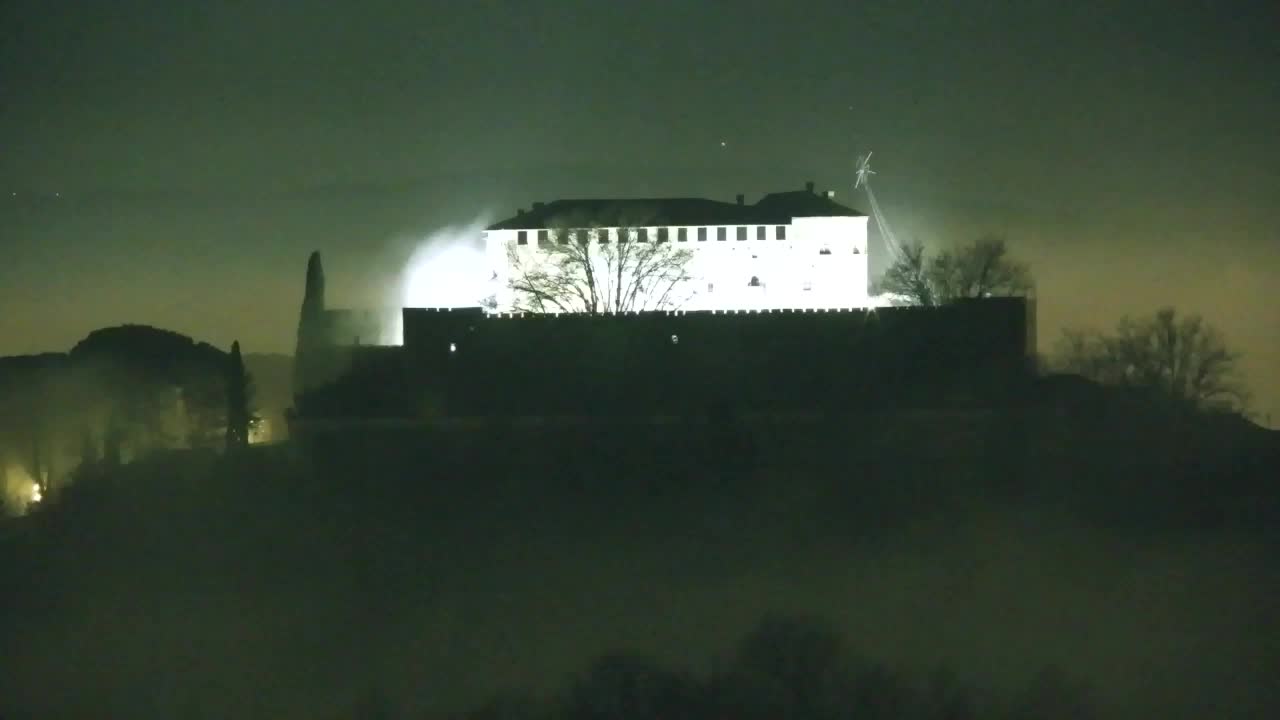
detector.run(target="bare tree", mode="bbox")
[873,242,935,306]
[874,236,1031,306]
[506,227,694,314]
[1055,307,1248,412]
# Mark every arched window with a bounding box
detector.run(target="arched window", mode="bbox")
[748,276,762,287]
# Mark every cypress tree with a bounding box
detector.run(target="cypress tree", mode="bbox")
[225,341,251,452]
[292,251,326,400]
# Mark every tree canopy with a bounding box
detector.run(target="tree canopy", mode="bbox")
[1054,307,1248,413]
[873,236,1032,306]
[0,325,257,503]
[70,324,227,383]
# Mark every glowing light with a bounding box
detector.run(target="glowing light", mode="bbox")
[248,418,271,445]
[3,465,43,515]
[449,342,457,353]
[400,218,495,313]
[868,292,913,308]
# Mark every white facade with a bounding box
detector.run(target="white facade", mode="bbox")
[486,214,870,313]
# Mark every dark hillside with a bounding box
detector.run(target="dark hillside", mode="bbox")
[1,396,1276,719]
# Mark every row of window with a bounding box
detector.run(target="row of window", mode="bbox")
[516,225,789,245]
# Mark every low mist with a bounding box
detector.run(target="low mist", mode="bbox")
[2,415,1277,719]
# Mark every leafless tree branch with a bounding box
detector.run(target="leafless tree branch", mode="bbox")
[505,224,694,314]
[1054,307,1249,412]
[873,236,1031,306]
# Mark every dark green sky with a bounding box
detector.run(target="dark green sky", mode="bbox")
[2,0,1277,418]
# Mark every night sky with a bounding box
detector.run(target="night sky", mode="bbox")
[2,0,1276,420]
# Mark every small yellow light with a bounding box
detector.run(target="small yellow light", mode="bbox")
[30,483,42,504]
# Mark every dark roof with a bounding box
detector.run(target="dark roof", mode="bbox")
[487,190,864,230]
[753,191,866,221]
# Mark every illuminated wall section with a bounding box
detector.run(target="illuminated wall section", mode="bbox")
[486,214,870,313]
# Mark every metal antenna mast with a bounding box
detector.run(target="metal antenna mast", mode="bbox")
[855,152,904,263]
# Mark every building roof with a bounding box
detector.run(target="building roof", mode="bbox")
[487,187,865,230]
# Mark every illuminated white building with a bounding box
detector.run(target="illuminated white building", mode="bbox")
[485,182,871,312]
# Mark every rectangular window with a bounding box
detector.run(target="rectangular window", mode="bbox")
[517,230,528,245]
[575,229,589,245]
[637,228,649,242]
[698,227,708,242]
[756,225,766,240]
[677,227,688,242]
[736,226,747,241]
[597,228,610,244]
[776,225,786,240]
[657,227,669,243]
[717,227,727,241]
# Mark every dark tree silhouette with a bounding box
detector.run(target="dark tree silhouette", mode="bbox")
[506,227,694,313]
[1055,307,1248,412]
[563,652,704,720]
[723,613,852,719]
[459,614,1101,720]
[70,324,231,451]
[293,250,328,398]
[874,242,935,306]
[874,236,1032,306]
[0,326,254,494]
[224,341,253,451]
[78,425,97,466]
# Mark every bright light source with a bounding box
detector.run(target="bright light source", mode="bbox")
[671,334,679,345]
[400,218,494,314]
[449,342,457,353]
[248,418,271,445]
[29,483,42,504]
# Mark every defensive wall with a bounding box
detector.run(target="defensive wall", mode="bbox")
[295,297,1036,420]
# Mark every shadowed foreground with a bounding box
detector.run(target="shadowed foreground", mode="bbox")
[1,404,1277,719]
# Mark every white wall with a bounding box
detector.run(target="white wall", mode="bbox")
[486,215,870,313]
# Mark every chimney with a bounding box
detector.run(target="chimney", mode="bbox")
[736,193,745,205]
[805,181,815,194]
[516,208,525,216]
